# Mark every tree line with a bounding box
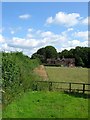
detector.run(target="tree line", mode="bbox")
[31,46,90,68]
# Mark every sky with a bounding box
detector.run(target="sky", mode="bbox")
[2,0,89,2]
[0,2,89,57]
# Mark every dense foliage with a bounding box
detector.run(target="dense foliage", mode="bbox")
[2,52,41,106]
[58,46,90,67]
[31,46,90,68]
[31,46,57,63]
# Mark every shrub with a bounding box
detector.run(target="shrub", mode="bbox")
[2,52,41,106]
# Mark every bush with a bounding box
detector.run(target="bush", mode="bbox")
[44,64,61,67]
[2,52,41,106]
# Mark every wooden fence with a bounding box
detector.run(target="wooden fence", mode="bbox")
[32,81,90,94]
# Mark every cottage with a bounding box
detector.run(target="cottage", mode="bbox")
[46,57,75,67]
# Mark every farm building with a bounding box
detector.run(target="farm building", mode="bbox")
[46,57,75,67]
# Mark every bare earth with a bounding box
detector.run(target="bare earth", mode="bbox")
[34,65,48,81]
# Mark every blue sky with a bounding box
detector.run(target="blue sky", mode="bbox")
[0,2,89,57]
[2,0,89,2]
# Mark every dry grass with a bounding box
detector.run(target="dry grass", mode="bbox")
[34,65,48,81]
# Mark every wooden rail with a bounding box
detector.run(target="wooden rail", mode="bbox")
[33,81,90,94]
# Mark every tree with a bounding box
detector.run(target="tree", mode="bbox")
[75,56,84,67]
[37,47,46,56]
[31,46,58,62]
[59,49,69,58]
[45,46,57,59]
[31,46,90,67]
[68,49,75,58]
[37,47,46,62]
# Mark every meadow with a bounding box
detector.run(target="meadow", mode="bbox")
[44,67,89,92]
[2,66,89,118]
[46,66,88,83]
[3,91,89,118]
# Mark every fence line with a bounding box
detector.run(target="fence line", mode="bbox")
[33,81,90,94]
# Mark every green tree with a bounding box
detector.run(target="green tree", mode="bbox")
[37,48,46,56]
[59,49,69,58]
[45,46,57,59]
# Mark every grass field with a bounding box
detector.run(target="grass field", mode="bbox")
[46,67,88,83]
[3,91,89,118]
[45,67,89,91]
[3,66,89,118]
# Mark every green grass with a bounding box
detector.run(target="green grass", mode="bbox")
[45,67,89,93]
[3,91,89,118]
[2,65,89,118]
[46,67,88,83]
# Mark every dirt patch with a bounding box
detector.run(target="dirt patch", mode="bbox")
[34,65,48,81]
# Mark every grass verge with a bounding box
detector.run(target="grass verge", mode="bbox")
[3,91,89,118]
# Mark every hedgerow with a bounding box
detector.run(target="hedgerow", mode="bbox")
[2,52,41,106]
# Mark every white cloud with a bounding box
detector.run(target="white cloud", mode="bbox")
[4,30,67,54]
[68,40,80,46]
[27,28,34,38]
[11,30,15,35]
[46,11,89,27]
[28,28,34,32]
[1,28,88,57]
[46,12,81,27]
[41,31,53,37]
[19,14,31,20]
[46,17,53,24]
[11,37,39,48]
[67,28,74,32]
[1,43,23,53]
[60,40,88,52]
[82,17,88,24]
[40,31,67,46]
[82,17,90,25]
[26,34,33,38]
[74,31,88,40]
[0,34,5,43]
[36,30,42,34]
[9,27,22,35]
[1,43,11,51]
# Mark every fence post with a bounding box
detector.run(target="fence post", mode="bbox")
[83,84,85,94]
[49,82,52,91]
[69,83,71,92]
[32,83,38,91]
